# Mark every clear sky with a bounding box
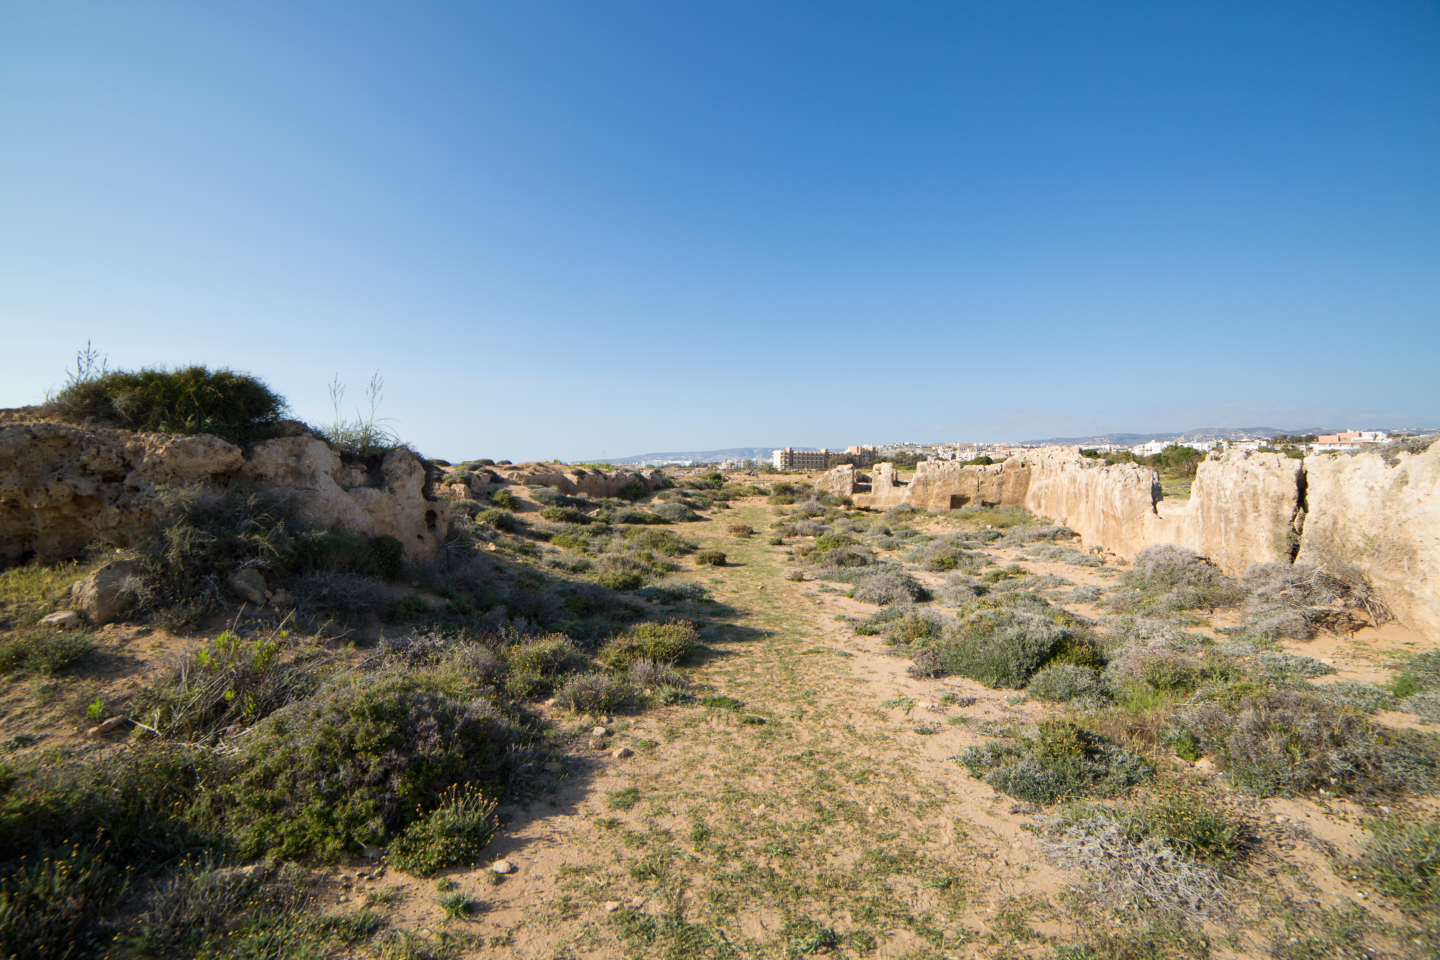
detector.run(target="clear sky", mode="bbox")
[2,2,1437,461]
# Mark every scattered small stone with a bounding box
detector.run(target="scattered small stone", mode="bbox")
[592,726,610,737]
[1194,758,1216,772]
[544,761,563,772]
[612,746,634,759]
[491,859,517,875]
[603,901,622,913]
[87,715,128,737]
[40,610,83,629]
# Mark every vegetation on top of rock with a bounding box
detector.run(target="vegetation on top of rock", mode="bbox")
[51,359,289,445]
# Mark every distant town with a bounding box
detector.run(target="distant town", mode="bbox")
[612,430,1404,470]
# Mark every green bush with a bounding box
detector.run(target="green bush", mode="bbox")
[0,846,121,960]
[503,635,587,697]
[540,506,591,525]
[479,509,518,532]
[130,630,321,738]
[222,675,527,860]
[1390,649,1440,699]
[956,721,1150,805]
[695,550,726,567]
[489,488,519,510]
[1355,815,1440,910]
[555,673,635,714]
[601,620,699,669]
[937,611,1071,689]
[385,784,498,877]
[0,629,92,675]
[51,364,289,445]
[624,528,695,556]
[616,481,648,501]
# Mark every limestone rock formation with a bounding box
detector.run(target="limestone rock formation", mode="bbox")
[0,422,447,565]
[0,422,244,564]
[1297,442,1440,640]
[905,459,1031,512]
[241,438,446,561]
[492,463,666,499]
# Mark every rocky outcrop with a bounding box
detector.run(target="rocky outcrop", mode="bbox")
[1297,443,1440,640]
[241,438,446,560]
[0,422,244,564]
[1022,448,1305,578]
[904,459,1032,512]
[492,463,667,499]
[0,423,447,565]
[1019,449,1159,557]
[814,464,858,501]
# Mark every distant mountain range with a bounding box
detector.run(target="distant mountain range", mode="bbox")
[1024,427,1331,446]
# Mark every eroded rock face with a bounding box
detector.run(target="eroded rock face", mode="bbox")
[814,464,858,500]
[0,424,446,565]
[492,463,667,499]
[1297,442,1440,640]
[0,422,244,564]
[905,459,1031,512]
[241,438,446,561]
[1019,448,1160,557]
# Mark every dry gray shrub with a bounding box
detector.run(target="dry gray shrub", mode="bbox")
[1027,544,1103,567]
[935,574,986,606]
[1038,814,1229,920]
[792,520,829,537]
[1402,692,1440,724]
[1027,663,1107,703]
[628,658,687,689]
[851,571,927,605]
[1068,585,1103,604]
[1308,681,1395,715]
[292,570,387,626]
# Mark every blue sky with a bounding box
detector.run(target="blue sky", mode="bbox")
[2,1,1436,461]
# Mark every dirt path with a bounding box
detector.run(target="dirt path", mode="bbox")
[351,503,1091,959]
[332,499,1437,960]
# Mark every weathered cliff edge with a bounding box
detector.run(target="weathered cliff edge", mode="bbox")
[0,422,449,564]
[1296,445,1440,641]
[833,442,1438,638]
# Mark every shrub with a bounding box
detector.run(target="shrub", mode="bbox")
[601,620,698,669]
[130,629,321,738]
[386,784,498,877]
[51,363,288,445]
[504,635,587,696]
[1355,816,1440,910]
[633,579,709,603]
[1172,692,1440,797]
[1109,545,1245,614]
[1390,649,1440,699]
[652,503,699,522]
[956,721,1150,804]
[0,629,92,675]
[292,570,388,627]
[1037,809,1229,919]
[613,508,670,525]
[489,488,519,510]
[695,550,726,567]
[1402,692,1440,723]
[629,659,688,690]
[726,524,754,538]
[540,505,591,525]
[479,509,518,532]
[1027,664,1106,703]
[1309,681,1396,715]
[937,611,1070,689]
[555,673,634,714]
[222,675,527,860]
[624,529,695,556]
[850,572,927,606]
